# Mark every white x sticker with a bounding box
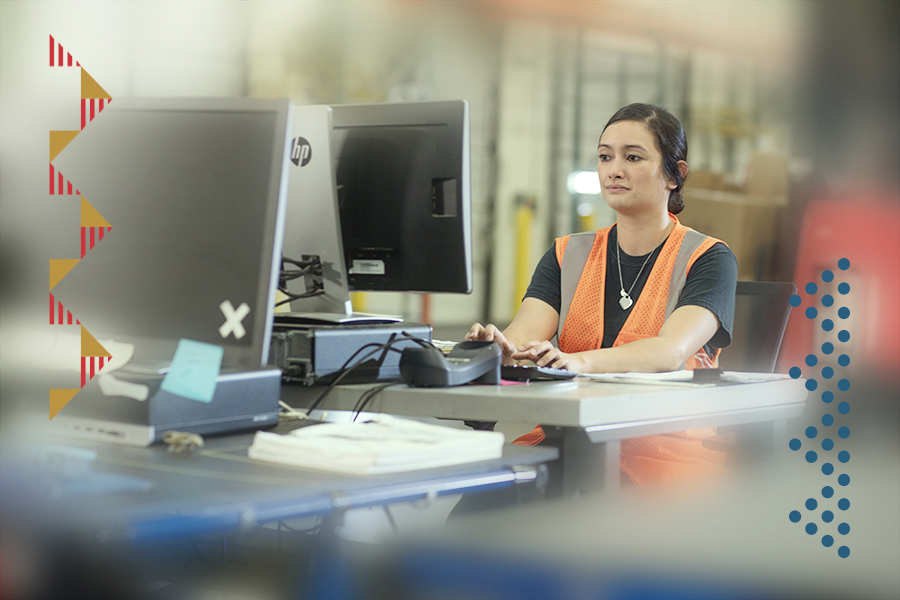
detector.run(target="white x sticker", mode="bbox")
[219,300,250,339]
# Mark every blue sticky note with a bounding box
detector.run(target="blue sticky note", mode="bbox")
[160,339,224,403]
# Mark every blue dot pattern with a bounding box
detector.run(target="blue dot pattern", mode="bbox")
[786,259,851,558]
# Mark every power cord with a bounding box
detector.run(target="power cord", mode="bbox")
[303,332,432,416]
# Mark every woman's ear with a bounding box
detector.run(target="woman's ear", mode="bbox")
[668,161,689,190]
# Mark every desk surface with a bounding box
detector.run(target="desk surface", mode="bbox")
[2,421,557,543]
[284,377,808,429]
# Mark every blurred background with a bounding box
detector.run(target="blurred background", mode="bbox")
[3,0,897,424]
[2,0,897,326]
[1,1,898,597]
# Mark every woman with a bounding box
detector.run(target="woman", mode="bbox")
[467,103,737,485]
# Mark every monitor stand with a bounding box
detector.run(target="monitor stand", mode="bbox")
[275,311,403,325]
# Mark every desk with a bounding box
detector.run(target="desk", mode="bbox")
[2,420,557,544]
[1,421,557,598]
[283,377,808,495]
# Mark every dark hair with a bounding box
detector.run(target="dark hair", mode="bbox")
[601,103,688,214]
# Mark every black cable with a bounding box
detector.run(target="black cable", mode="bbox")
[275,288,325,307]
[278,518,322,535]
[382,505,398,533]
[351,382,399,421]
[304,333,432,416]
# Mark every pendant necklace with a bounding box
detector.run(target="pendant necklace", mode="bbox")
[616,232,663,311]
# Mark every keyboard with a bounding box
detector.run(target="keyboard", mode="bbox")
[501,364,578,382]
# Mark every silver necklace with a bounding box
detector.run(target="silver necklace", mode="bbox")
[616,235,660,310]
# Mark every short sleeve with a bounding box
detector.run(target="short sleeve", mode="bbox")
[523,244,561,314]
[674,242,737,349]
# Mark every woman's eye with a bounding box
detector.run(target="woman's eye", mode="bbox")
[627,155,641,161]
[598,154,610,162]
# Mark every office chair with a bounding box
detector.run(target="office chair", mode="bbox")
[719,281,797,373]
[705,281,796,461]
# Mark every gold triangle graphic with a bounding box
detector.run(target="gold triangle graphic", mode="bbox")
[49,259,80,291]
[50,130,80,162]
[81,197,113,228]
[81,68,111,99]
[81,326,112,357]
[50,388,79,420]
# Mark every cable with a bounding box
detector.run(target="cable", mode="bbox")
[304,333,433,416]
[278,517,322,535]
[382,505,398,533]
[351,382,399,421]
[278,256,324,306]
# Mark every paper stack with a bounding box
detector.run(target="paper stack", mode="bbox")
[248,414,505,475]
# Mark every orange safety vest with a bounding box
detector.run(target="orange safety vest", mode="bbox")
[513,214,727,486]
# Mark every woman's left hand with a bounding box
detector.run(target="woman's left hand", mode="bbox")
[512,341,585,372]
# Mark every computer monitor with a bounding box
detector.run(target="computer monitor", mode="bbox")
[279,104,354,317]
[330,100,472,294]
[50,97,293,370]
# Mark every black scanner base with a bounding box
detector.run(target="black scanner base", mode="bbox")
[399,341,501,387]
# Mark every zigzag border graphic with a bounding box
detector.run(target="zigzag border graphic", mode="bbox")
[47,34,115,420]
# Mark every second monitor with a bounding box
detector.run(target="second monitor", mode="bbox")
[331,100,472,295]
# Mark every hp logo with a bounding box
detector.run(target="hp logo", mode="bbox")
[290,137,312,167]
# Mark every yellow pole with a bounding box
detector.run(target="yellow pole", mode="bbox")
[351,291,368,313]
[513,194,536,315]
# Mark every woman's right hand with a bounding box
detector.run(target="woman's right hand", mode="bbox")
[464,323,518,362]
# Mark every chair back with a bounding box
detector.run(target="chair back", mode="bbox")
[719,281,796,373]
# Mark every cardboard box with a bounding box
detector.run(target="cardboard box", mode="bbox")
[678,188,786,281]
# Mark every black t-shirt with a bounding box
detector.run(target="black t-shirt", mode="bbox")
[524,225,737,357]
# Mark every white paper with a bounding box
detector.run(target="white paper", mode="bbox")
[248,414,505,475]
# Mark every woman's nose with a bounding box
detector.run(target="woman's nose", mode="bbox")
[605,157,625,178]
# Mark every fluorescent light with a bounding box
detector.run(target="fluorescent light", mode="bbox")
[568,170,601,195]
